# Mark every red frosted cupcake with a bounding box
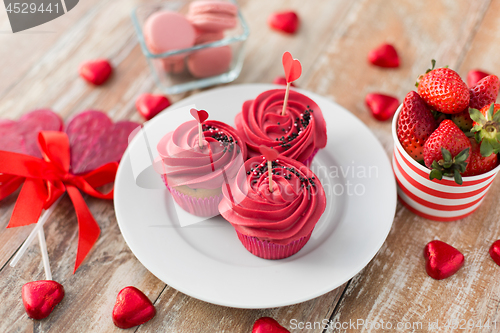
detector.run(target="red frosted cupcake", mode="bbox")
[157,120,246,217]
[218,155,326,259]
[235,89,327,165]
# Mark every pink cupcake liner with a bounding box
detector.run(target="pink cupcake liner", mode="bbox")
[162,175,223,217]
[236,230,312,259]
[303,148,319,167]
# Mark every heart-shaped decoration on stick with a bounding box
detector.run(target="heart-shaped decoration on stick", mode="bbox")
[190,108,209,148]
[424,240,464,280]
[112,286,156,329]
[281,52,302,116]
[252,317,290,333]
[22,280,65,320]
[259,145,279,193]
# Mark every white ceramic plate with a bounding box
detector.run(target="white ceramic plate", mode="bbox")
[114,84,396,309]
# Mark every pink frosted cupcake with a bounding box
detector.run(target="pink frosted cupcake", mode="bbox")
[235,89,327,166]
[157,120,246,217]
[218,155,326,259]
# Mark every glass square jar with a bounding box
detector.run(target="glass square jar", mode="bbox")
[132,0,249,94]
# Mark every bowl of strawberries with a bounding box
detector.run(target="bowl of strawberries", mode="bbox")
[392,60,500,221]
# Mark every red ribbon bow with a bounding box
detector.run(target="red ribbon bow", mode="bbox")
[0,131,117,272]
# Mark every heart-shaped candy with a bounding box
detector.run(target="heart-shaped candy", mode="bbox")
[259,145,279,161]
[282,52,302,83]
[467,69,490,87]
[252,317,290,333]
[272,76,296,87]
[136,94,171,120]
[65,110,139,174]
[424,240,464,280]
[112,286,156,329]
[190,108,209,123]
[22,280,65,320]
[0,109,63,158]
[365,93,399,121]
[79,59,113,86]
[368,43,400,68]
[268,11,299,34]
[489,240,500,266]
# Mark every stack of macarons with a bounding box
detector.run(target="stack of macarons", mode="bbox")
[143,0,238,78]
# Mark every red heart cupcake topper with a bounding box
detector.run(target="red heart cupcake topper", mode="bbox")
[282,51,302,83]
[190,108,209,123]
[259,145,279,161]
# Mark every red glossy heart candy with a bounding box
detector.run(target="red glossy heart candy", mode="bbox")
[268,11,299,34]
[272,76,296,87]
[112,286,156,329]
[79,59,113,85]
[136,94,171,120]
[282,52,302,83]
[365,93,399,121]
[467,69,490,87]
[424,240,464,280]
[252,317,290,333]
[368,43,400,68]
[190,108,209,123]
[259,145,279,161]
[489,240,500,266]
[22,280,65,320]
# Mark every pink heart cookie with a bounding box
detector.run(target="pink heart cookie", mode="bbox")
[65,110,139,174]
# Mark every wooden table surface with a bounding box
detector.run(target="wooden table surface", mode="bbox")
[2,0,500,332]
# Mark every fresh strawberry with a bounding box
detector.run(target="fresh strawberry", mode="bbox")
[469,75,499,110]
[417,60,469,114]
[462,138,498,176]
[467,69,490,87]
[451,110,473,132]
[431,110,448,124]
[397,91,437,162]
[469,103,500,157]
[424,120,471,184]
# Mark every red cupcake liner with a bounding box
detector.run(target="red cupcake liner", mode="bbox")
[236,230,312,259]
[303,148,319,167]
[162,176,223,217]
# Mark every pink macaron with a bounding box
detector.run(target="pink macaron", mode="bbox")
[187,0,238,32]
[144,11,196,73]
[187,45,232,78]
[194,29,225,45]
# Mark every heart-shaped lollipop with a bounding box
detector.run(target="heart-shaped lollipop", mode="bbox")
[282,51,302,83]
[112,286,156,329]
[489,240,500,266]
[259,145,279,161]
[136,94,171,120]
[22,280,65,320]
[252,317,290,333]
[65,110,139,174]
[190,108,209,123]
[79,59,113,86]
[424,240,464,280]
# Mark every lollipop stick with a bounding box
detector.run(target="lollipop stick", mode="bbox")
[37,227,52,280]
[198,123,203,148]
[281,82,291,116]
[10,195,62,268]
[268,160,273,192]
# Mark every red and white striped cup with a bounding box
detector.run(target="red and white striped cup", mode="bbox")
[392,105,500,222]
